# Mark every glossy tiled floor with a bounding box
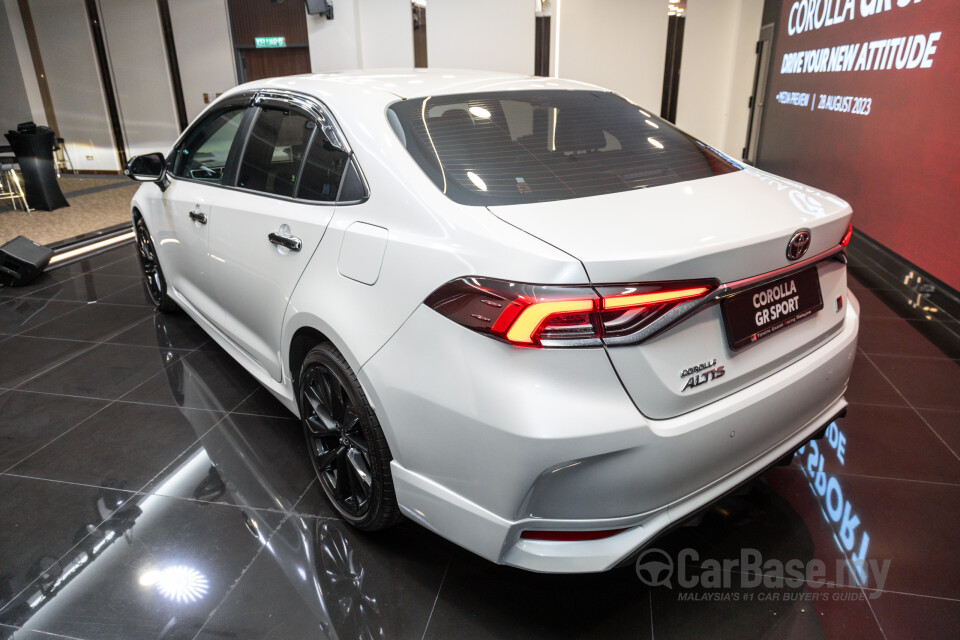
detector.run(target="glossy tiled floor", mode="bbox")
[0,241,957,639]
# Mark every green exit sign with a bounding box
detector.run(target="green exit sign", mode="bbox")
[255,36,286,49]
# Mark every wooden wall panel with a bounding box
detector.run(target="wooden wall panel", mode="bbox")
[241,47,310,81]
[227,0,307,47]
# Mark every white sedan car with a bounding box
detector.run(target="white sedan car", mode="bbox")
[125,69,858,573]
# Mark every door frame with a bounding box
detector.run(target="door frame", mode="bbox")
[743,23,774,165]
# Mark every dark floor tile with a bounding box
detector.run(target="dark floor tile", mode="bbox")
[22,302,153,343]
[0,624,83,639]
[819,405,960,484]
[0,262,97,301]
[0,336,86,389]
[121,348,259,412]
[843,353,908,407]
[615,477,881,639]
[21,274,140,304]
[917,409,960,459]
[769,467,960,601]
[858,317,960,359]
[53,247,137,278]
[19,343,186,400]
[0,299,85,336]
[650,578,880,640]
[849,287,904,319]
[866,590,960,640]
[0,475,136,620]
[232,386,293,417]
[0,493,279,640]
[848,267,901,292]
[869,355,960,411]
[89,254,138,277]
[107,313,209,350]
[198,516,452,640]
[425,549,650,640]
[96,280,155,307]
[287,479,344,520]
[10,402,224,492]
[155,412,312,513]
[0,391,108,473]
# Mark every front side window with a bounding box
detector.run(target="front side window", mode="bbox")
[236,108,313,198]
[387,90,742,206]
[174,108,245,183]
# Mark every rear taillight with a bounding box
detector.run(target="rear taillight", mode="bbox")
[840,223,853,247]
[425,277,716,347]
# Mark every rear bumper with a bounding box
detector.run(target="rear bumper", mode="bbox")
[362,292,859,573]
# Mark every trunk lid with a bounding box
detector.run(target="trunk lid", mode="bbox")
[487,168,853,419]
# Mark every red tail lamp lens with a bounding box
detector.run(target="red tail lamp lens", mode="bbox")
[840,223,853,247]
[520,529,627,541]
[595,283,714,339]
[426,277,716,347]
[424,277,598,347]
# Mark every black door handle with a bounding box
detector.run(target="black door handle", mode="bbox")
[188,210,207,224]
[268,232,302,252]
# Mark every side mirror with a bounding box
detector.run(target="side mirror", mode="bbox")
[125,152,167,183]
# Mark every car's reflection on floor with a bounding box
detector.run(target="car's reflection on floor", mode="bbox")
[2,302,956,639]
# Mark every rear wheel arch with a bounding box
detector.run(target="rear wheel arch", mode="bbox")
[286,322,402,462]
[289,326,331,389]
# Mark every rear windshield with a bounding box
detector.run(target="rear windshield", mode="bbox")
[387,90,742,206]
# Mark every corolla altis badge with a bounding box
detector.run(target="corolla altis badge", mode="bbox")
[681,359,725,392]
[786,229,812,261]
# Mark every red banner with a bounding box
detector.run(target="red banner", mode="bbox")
[759,0,960,289]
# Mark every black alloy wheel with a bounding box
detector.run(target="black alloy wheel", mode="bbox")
[299,343,400,531]
[133,213,178,313]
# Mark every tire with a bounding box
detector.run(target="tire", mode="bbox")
[298,342,401,531]
[133,212,178,313]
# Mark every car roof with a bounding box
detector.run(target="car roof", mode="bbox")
[225,68,609,104]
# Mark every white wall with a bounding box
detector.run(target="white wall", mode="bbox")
[426,0,534,75]
[722,0,764,156]
[29,0,119,171]
[98,0,181,156]
[675,0,762,156]
[2,0,45,127]
[358,0,414,68]
[0,3,33,130]
[555,0,668,111]
[168,0,237,122]
[307,0,362,72]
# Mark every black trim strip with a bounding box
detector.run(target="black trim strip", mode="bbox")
[83,0,127,168]
[156,0,188,131]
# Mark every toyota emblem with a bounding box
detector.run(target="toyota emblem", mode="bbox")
[786,229,811,261]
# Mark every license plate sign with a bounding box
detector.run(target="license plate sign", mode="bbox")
[722,267,823,350]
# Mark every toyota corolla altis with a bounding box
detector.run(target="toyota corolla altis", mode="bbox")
[124,69,858,573]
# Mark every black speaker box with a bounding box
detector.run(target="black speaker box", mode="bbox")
[0,236,54,287]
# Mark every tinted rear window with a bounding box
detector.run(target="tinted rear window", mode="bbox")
[387,90,742,206]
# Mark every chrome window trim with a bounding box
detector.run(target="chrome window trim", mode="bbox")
[167,89,370,206]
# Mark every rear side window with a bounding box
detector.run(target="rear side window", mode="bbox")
[237,108,313,198]
[296,137,349,201]
[387,90,742,206]
[174,108,245,183]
